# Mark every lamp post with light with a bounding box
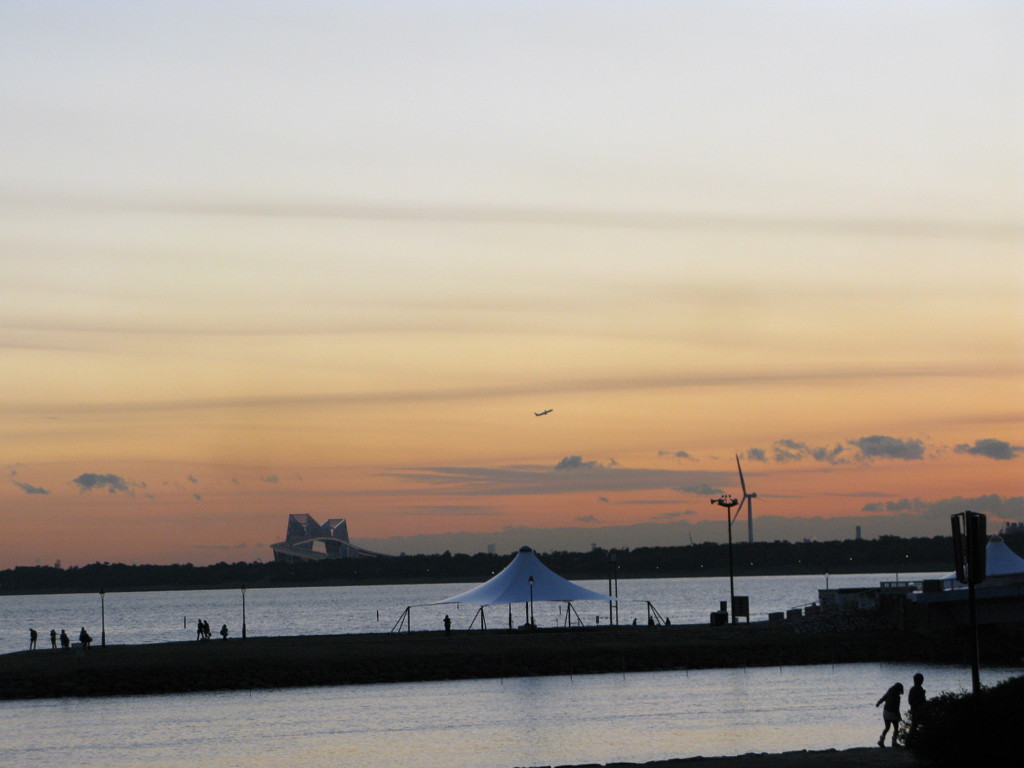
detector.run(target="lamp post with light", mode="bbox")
[241,584,247,640]
[711,493,739,622]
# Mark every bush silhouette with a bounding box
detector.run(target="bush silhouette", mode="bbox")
[904,674,1023,765]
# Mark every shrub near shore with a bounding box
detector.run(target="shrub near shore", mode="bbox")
[905,674,1024,766]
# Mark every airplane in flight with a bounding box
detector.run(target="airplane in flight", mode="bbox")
[534,409,553,417]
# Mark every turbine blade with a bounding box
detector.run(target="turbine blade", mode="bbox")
[736,453,748,497]
[732,495,747,525]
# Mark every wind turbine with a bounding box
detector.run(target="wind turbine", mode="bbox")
[735,454,758,544]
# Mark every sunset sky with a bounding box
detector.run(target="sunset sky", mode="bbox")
[2,1,1022,567]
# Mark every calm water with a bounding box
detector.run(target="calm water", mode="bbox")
[0,663,1017,768]
[2,575,1018,767]
[0,572,940,655]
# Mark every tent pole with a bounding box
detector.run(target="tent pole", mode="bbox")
[390,606,411,634]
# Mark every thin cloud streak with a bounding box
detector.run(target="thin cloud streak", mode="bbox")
[11,363,1023,417]
[4,193,1022,242]
[382,465,735,497]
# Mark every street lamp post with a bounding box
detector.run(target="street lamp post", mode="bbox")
[711,494,739,623]
[528,575,534,627]
[241,584,247,640]
[99,588,106,647]
[608,551,618,626]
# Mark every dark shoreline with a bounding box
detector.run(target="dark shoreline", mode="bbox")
[545,746,918,768]
[0,564,943,597]
[0,619,996,701]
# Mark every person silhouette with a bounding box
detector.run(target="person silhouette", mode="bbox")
[59,629,70,649]
[29,628,38,650]
[79,627,92,649]
[49,629,57,649]
[908,673,926,737]
[220,624,228,640]
[443,614,452,636]
[876,682,904,747]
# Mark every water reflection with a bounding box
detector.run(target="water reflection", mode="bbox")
[2,663,1014,768]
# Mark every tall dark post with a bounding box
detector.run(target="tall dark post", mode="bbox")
[241,584,247,640]
[967,576,980,694]
[951,511,986,695]
[528,575,534,627]
[99,588,106,647]
[608,551,618,626]
[711,494,739,623]
[726,508,735,621]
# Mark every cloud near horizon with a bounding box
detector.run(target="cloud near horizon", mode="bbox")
[740,433,1014,465]
[555,455,601,471]
[954,439,1022,461]
[659,449,696,461]
[72,473,131,494]
[14,480,49,494]
[860,493,1024,519]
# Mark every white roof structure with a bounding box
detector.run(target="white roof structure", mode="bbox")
[941,535,1024,580]
[982,536,1024,576]
[433,546,616,606]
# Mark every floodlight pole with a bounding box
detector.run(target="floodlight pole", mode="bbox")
[608,551,618,626]
[711,494,739,623]
[528,575,535,627]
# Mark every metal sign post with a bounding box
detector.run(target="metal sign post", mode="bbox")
[951,510,986,694]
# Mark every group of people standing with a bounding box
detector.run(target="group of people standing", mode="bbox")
[28,627,92,650]
[876,673,927,747]
[196,618,229,640]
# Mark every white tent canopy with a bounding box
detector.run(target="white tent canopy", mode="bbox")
[980,536,1024,577]
[942,535,1024,580]
[432,546,616,607]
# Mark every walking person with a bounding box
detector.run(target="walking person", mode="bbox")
[443,614,451,637]
[908,673,927,737]
[49,629,57,649]
[29,628,38,650]
[59,629,70,649]
[875,682,904,747]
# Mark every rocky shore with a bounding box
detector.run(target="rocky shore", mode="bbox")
[0,619,975,700]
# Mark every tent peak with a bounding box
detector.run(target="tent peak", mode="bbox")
[433,544,613,606]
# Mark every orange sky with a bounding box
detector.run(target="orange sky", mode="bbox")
[1,2,1022,566]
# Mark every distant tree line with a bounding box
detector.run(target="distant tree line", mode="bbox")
[2,533,1020,595]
